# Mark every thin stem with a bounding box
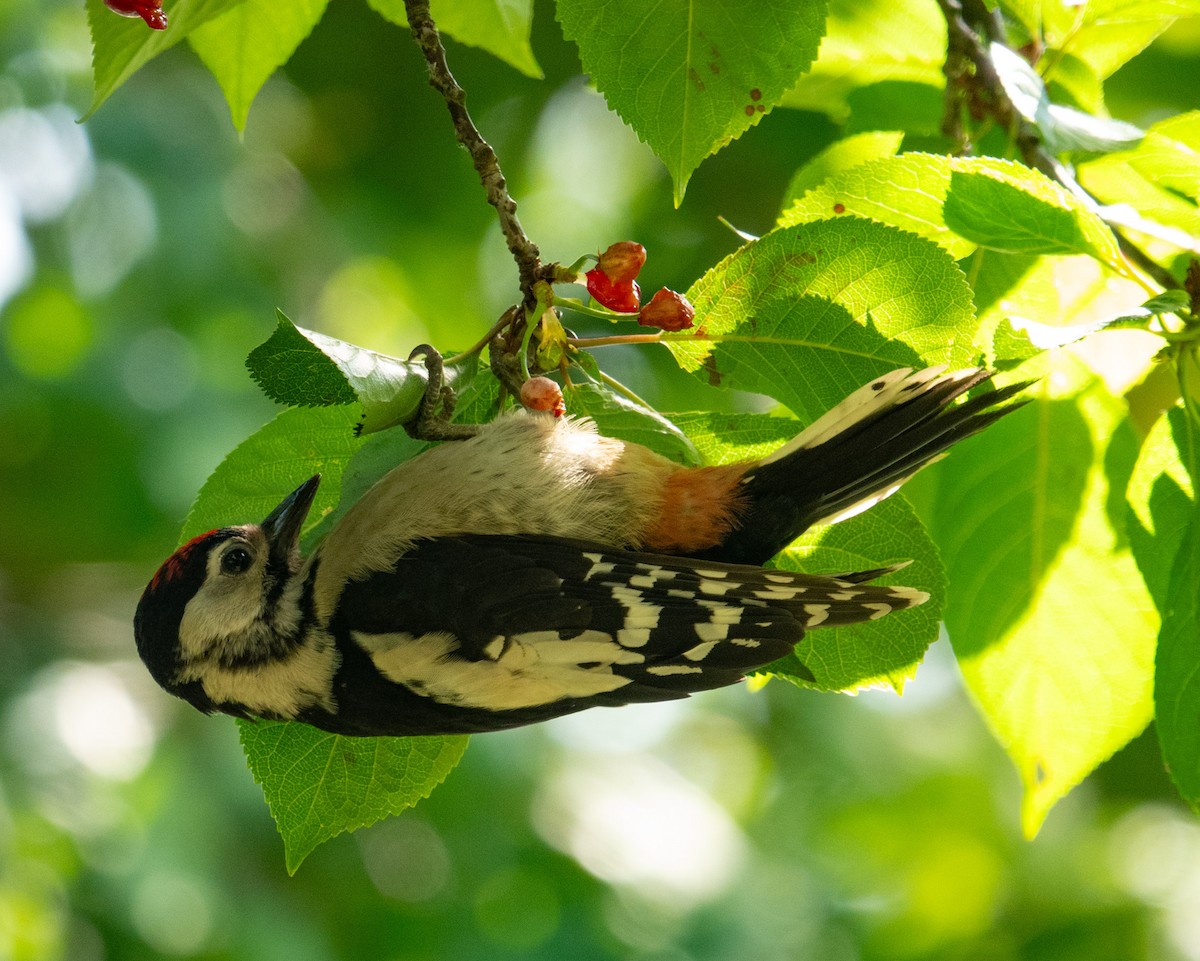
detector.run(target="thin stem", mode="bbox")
[443,305,522,366]
[554,296,635,322]
[597,369,655,410]
[568,333,666,349]
[403,0,543,300]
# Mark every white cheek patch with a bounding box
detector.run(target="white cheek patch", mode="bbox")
[188,630,339,717]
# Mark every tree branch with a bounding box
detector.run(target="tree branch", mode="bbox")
[403,0,544,302]
[936,0,1181,291]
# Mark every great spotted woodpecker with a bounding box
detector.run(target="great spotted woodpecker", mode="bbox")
[134,365,1027,736]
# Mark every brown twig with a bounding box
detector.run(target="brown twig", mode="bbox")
[936,0,1180,291]
[403,0,544,302]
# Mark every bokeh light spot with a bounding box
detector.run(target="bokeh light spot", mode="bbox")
[474,867,560,950]
[120,327,198,411]
[317,256,429,357]
[130,871,214,956]
[3,286,93,380]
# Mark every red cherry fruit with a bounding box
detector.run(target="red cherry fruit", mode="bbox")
[596,241,646,283]
[103,0,169,30]
[584,241,646,313]
[520,376,566,417]
[585,269,640,313]
[638,288,695,331]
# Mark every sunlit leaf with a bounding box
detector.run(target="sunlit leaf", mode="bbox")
[781,0,944,129]
[557,0,825,204]
[1042,0,1200,80]
[1078,112,1200,256]
[1128,406,1200,811]
[671,410,944,692]
[85,0,250,118]
[989,42,1144,153]
[673,217,979,416]
[180,405,364,544]
[246,313,478,435]
[781,130,904,211]
[782,154,1124,270]
[239,719,468,873]
[926,357,1155,836]
[189,0,330,131]
[943,169,1124,267]
[368,0,542,78]
[566,381,701,465]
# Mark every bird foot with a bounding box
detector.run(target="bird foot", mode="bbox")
[404,345,479,441]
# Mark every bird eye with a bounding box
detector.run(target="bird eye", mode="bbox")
[220,546,254,575]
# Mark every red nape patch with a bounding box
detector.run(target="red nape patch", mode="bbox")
[149,531,220,591]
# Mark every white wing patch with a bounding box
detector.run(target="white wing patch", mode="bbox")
[357,629,639,711]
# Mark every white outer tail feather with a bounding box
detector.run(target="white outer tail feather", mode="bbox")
[755,366,981,527]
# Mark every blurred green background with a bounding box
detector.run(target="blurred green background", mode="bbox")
[3,1,1200,959]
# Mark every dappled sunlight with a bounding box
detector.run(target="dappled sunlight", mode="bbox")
[11,662,157,784]
[532,752,746,908]
[1110,804,1200,960]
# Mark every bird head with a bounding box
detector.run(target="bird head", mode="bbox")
[134,475,321,712]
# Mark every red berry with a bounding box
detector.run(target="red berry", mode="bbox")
[638,288,695,332]
[103,0,168,29]
[585,268,640,313]
[596,241,646,284]
[520,377,566,417]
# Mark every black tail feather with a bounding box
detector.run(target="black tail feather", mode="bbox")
[696,369,1031,565]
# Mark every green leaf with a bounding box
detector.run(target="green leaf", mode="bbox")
[1042,0,1200,80]
[180,405,364,544]
[943,169,1124,266]
[368,0,542,78]
[246,312,359,408]
[565,381,701,465]
[556,0,825,205]
[781,0,944,128]
[669,410,944,692]
[189,0,330,131]
[780,130,904,211]
[673,218,978,418]
[1131,112,1200,199]
[988,317,1041,370]
[780,153,980,256]
[782,154,1124,269]
[926,357,1156,836]
[669,409,799,463]
[239,719,468,873]
[1077,112,1200,256]
[1128,406,1195,611]
[1095,291,1192,332]
[85,0,250,118]
[772,496,944,693]
[1127,406,1200,810]
[989,42,1145,153]
[246,313,477,435]
[1158,504,1200,813]
[180,405,467,870]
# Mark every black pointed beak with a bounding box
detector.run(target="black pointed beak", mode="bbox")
[262,475,321,567]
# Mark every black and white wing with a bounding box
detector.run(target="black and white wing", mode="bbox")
[316,534,927,736]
